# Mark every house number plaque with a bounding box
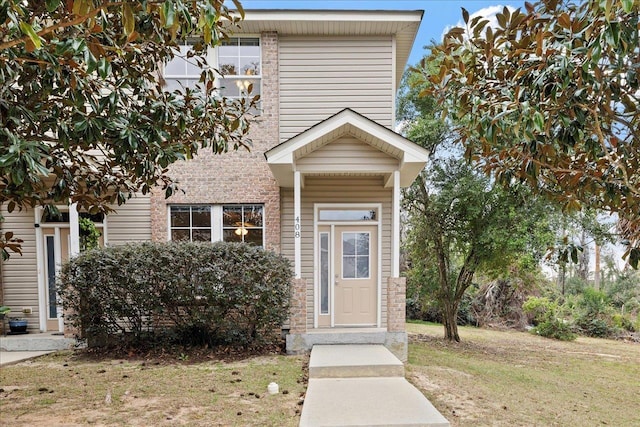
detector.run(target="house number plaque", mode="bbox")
[294,216,301,239]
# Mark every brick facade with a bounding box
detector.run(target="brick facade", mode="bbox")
[387,277,406,332]
[288,278,308,333]
[150,32,281,252]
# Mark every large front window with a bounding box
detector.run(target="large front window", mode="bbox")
[222,205,264,246]
[169,204,264,247]
[170,205,212,242]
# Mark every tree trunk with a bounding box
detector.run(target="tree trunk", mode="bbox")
[442,300,460,342]
[594,243,601,290]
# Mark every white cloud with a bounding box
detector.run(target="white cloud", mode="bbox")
[440,4,517,42]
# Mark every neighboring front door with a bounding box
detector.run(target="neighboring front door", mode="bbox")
[334,225,377,326]
[42,227,70,331]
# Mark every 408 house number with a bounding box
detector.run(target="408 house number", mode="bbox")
[294,216,301,239]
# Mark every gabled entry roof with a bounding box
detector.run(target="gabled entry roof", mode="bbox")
[265,108,430,187]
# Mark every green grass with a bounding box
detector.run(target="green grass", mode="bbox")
[407,323,640,426]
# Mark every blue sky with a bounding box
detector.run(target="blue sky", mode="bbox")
[235,0,524,66]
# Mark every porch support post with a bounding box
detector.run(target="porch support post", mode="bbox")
[34,208,46,331]
[69,203,80,257]
[61,203,81,332]
[294,170,302,278]
[392,170,400,277]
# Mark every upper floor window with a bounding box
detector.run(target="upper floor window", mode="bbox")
[163,41,211,92]
[163,37,261,106]
[169,204,264,247]
[218,37,261,101]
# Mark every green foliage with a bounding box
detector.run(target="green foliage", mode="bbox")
[523,296,576,340]
[58,241,292,349]
[404,153,556,341]
[523,296,556,325]
[611,313,635,332]
[78,217,101,252]
[578,288,610,317]
[534,318,577,341]
[420,0,640,267]
[574,316,613,338]
[0,1,257,258]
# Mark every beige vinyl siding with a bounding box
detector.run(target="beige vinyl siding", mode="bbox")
[281,176,392,329]
[106,194,152,245]
[0,208,39,330]
[296,137,399,174]
[279,37,394,141]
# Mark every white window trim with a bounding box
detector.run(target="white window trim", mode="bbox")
[215,35,262,100]
[163,41,216,88]
[167,204,265,247]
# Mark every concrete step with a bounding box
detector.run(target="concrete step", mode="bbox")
[300,377,450,427]
[309,344,404,378]
[0,333,77,351]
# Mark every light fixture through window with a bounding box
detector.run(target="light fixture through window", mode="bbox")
[235,226,248,236]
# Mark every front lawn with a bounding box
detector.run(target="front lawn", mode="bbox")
[0,351,307,426]
[407,321,640,426]
[3,323,639,426]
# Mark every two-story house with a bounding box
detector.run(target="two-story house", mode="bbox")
[0,9,427,360]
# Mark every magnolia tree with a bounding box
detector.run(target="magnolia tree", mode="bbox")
[419,0,640,267]
[0,0,256,258]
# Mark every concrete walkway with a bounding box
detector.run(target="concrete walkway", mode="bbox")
[300,344,450,427]
[0,350,54,366]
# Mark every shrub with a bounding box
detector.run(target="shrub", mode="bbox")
[534,318,576,341]
[59,241,292,349]
[522,296,555,325]
[611,313,635,332]
[574,316,614,338]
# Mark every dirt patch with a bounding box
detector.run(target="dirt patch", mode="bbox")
[0,350,308,426]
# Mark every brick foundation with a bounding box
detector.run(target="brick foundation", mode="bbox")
[289,278,307,334]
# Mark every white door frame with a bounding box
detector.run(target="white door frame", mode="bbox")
[313,203,382,329]
[34,205,85,332]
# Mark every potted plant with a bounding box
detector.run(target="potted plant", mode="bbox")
[8,317,28,334]
[0,306,8,335]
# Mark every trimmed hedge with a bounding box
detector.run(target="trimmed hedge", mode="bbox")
[59,241,292,348]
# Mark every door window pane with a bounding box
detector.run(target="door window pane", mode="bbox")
[319,209,377,221]
[342,255,356,279]
[320,233,329,314]
[342,232,370,279]
[46,236,57,318]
